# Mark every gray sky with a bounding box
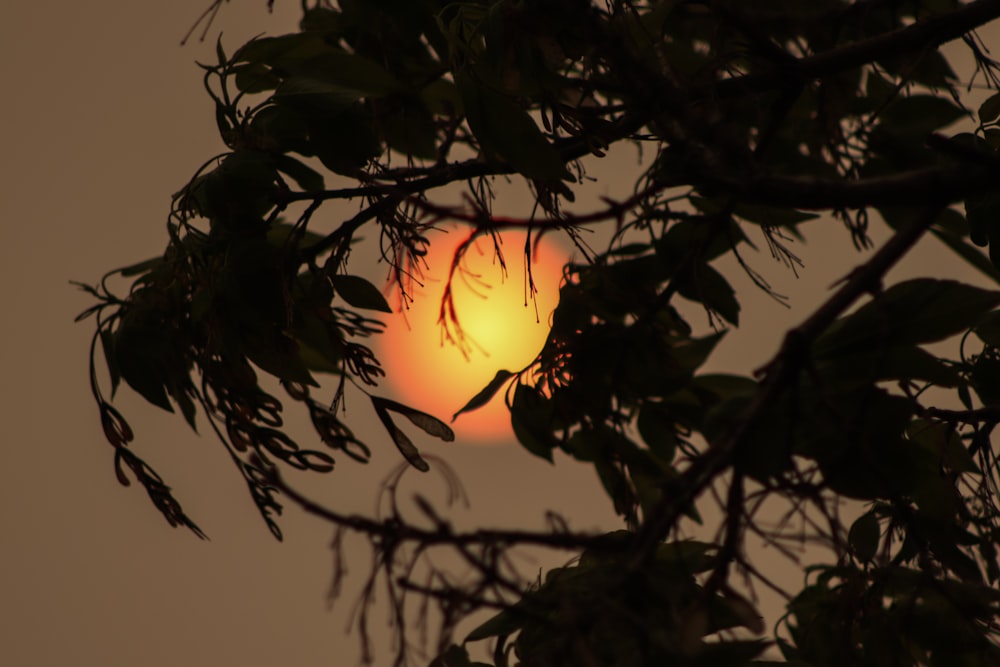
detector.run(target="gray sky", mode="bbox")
[2,2,995,666]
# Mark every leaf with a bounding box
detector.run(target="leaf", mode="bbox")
[115,256,163,278]
[637,401,678,461]
[814,279,1000,358]
[975,310,1000,346]
[676,262,740,326]
[274,76,381,174]
[273,154,324,192]
[381,94,439,160]
[510,383,556,462]
[332,275,392,312]
[300,52,404,97]
[816,344,961,387]
[980,92,1000,124]
[428,645,476,667]
[233,62,282,94]
[456,71,571,181]
[848,511,880,562]
[371,398,430,472]
[655,540,718,573]
[453,369,514,422]
[99,328,121,394]
[719,594,765,634]
[733,202,818,227]
[465,607,526,642]
[372,396,455,442]
[234,32,330,69]
[930,228,1000,286]
[908,418,980,474]
[114,316,176,412]
[878,95,967,136]
[242,332,319,387]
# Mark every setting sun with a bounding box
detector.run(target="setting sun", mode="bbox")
[378,227,567,444]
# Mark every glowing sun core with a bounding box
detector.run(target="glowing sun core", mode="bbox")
[378,228,566,444]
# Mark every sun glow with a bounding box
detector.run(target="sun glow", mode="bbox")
[378,227,567,444]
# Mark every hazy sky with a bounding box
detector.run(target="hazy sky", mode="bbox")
[2,2,995,666]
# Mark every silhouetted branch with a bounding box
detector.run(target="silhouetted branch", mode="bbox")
[630,204,946,564]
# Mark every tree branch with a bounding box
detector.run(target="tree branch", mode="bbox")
[267,464,605,552]
[713,0,1000,99]
[629,204,946,565]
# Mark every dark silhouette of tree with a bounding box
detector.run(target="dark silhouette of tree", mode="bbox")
[76,1,1000,665]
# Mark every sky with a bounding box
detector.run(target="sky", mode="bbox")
[1,2,997,666]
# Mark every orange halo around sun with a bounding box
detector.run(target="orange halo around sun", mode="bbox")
[377,226,567,444]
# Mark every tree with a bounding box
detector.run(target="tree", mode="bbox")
[74,0,1000,664]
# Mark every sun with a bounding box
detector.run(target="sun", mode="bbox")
[377,227,567,444]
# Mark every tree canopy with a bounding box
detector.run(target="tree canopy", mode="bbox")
[76,1,1000,665]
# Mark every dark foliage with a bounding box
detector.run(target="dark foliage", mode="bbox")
[77,1,1000,665]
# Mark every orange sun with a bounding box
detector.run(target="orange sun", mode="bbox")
[377,226,567,444]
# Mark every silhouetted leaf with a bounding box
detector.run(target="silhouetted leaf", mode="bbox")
[849,511,880,562]
[878,95,966,136]
[372,396,454,442]
[273,154,324,192]
[372,399,430,472]
[332,275,392,312]
[456,71,570,180]
[677,262,740,326]
[453,369,514,422]
[980,92,1000,124]
[814,279,1000,358]
[510,383,555,462]
[114,315,176,412]
[116,256,162,278]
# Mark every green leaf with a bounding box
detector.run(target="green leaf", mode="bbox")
[372,396,455,442]
[372,398,430,472]
[453,369,514,422]
[332,275,392,312]
[848,511,880,562]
